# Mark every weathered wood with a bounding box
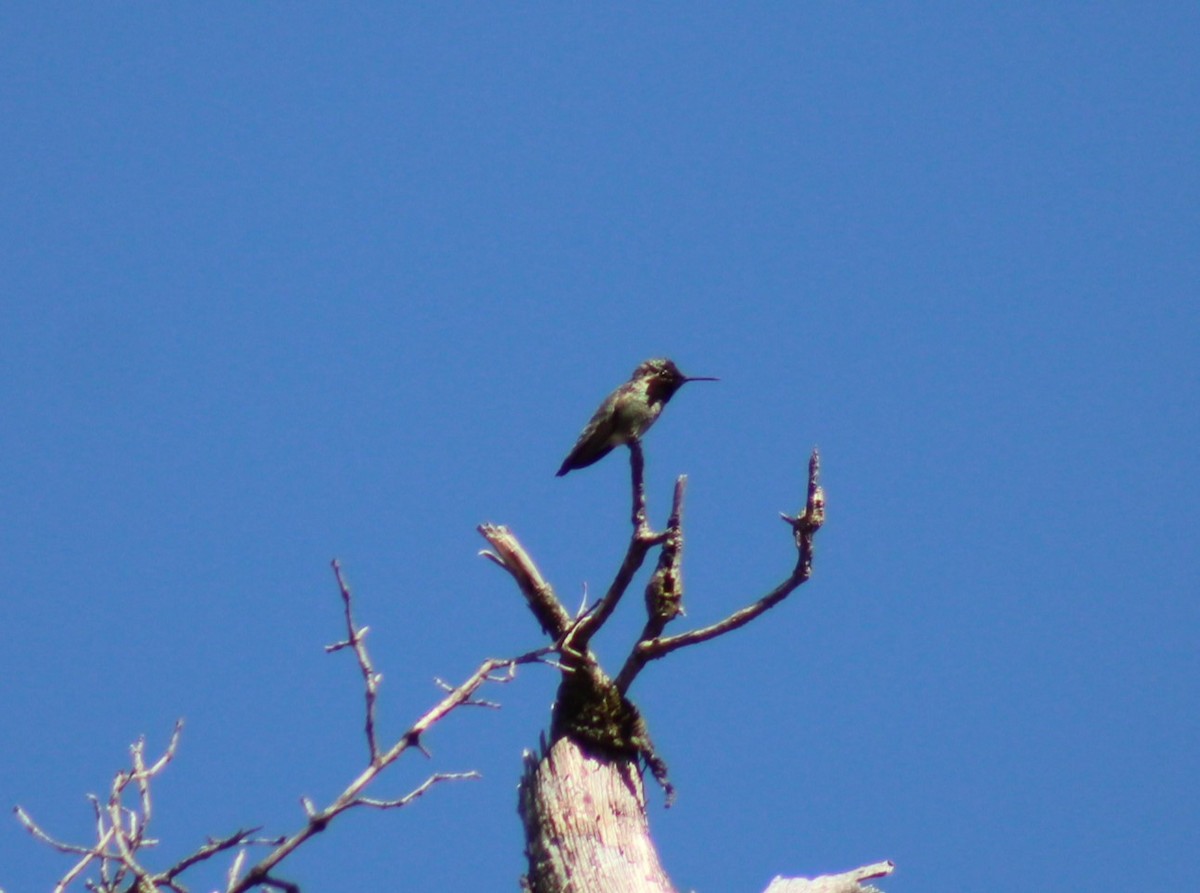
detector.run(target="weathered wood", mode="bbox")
[518,737,677,893]
[764,860,895,893]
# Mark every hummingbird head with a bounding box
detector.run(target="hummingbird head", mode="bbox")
[634,358,719,404]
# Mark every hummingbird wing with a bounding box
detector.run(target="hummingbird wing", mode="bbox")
[556,393,622,476]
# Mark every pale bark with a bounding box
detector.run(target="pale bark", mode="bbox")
[519,737,676,893]
[764,861,895,893]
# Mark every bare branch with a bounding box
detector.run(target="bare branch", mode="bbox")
[328,559,382,762]
[106,779,153,889]
[226,646,551,893]
[779,448,825,586]
[571,442,668,648]
[53,845,109,893]
[627,449,825,667]
[477,524,573,637]
[129,739,151,842]
[349,771,481,810]
[629,437,649,531]
[16,721,188,893]
[17,423,837,893]
[226,848,249,893]
[141,719,183,778]
[14,807,96,855]
[162,829,266,883]
[615,475,688,693]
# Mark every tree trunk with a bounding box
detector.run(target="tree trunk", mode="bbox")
[519,737,677,893]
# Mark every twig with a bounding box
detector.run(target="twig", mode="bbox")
[162,828,266,883]
[227,849,249,892]
[570,442,668,648]
[615,476,688,693]
[623,449,825,672]
[13,807,97,855]
[349,771,481,809]
[327,559,382,762]
[629,437,649,531]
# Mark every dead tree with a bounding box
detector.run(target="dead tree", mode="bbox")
[14,440,893,892]
[481,443,890,893]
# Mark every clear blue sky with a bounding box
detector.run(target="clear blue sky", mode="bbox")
[1,5,1196,892]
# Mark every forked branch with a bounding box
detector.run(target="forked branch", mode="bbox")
[618,449,825,688]
[479,448,826,701]
[570,441,669,648]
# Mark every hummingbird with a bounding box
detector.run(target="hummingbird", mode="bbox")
[556,358,718,476]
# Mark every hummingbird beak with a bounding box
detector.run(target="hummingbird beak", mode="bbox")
[683,376,719,383]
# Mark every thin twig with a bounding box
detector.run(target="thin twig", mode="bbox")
[162,828,263,883]
[329,559,382,762]
[349,771,481,809]
[14,807,96,855]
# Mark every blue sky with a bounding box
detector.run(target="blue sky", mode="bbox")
[1,4,1196,892]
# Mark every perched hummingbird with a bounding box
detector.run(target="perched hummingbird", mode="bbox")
[556,358,717,476]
